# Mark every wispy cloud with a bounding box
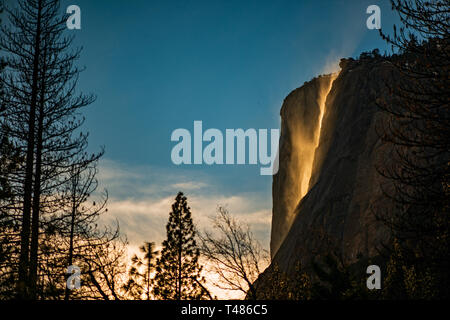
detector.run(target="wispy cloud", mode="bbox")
[97,158,272,249]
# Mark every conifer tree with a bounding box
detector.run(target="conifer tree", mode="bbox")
[123,241,158,300]
[0,0,108,299]
[153,192,208,300]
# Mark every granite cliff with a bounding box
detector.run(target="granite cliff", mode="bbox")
[268,55,394,278]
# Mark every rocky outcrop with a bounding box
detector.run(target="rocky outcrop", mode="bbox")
[270,74,336,257]
[269,56,394,277]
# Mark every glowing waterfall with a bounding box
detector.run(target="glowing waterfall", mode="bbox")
[270,72,339,258]
[300,73,338,200]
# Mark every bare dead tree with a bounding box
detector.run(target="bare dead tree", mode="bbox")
[78,237,128,300]
[60,161,116,300]
[199,206,269,300]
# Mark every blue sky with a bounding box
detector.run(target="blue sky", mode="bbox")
[55,0,399,253]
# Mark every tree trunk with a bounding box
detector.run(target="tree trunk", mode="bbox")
[17,0,43,300]
[29,43,47,299]
[177,212,182,300]
[65,171,78,300]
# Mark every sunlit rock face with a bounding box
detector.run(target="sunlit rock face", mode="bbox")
[270,57,393,275]
[270,74,336,258]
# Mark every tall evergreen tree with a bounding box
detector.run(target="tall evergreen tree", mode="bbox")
[0,0,107,299]
[153,192,208,300]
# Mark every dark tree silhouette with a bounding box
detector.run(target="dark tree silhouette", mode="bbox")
[199,206,268,300]
[376,0,450,298]
[0,125,22,298]
[80,238,128,300]
[153,192,209,300]
[123,241,159,300]
[60,162,122,300]
[0,25,23,297]
[0,0,117,300]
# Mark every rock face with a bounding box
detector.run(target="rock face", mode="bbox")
[270,74,336,257]
[269,57,393,275]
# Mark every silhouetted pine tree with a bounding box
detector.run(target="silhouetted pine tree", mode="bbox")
[123,241,159,300]
[0,0,114,299]
[0,27,23,297]
[153,192,208,300]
